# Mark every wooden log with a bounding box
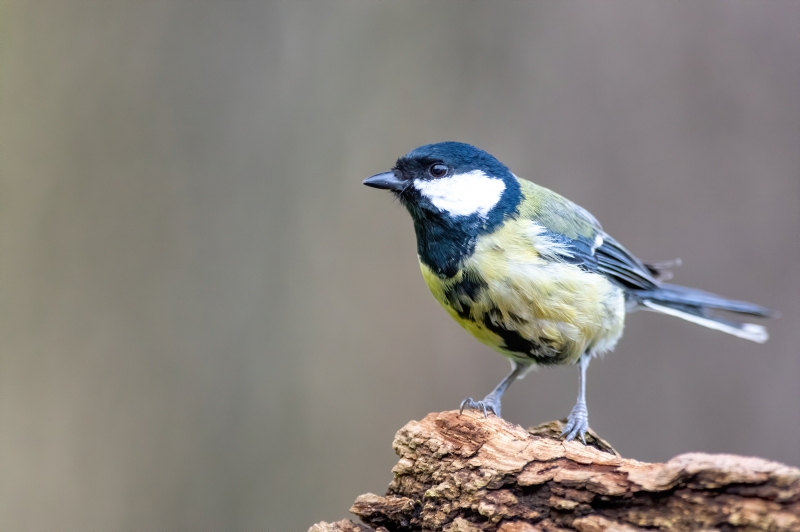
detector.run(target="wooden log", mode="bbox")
[310,411,800,531]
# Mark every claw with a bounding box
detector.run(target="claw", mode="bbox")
[459,396,501,418]
[459,398,474,415]
[561,401,589,444]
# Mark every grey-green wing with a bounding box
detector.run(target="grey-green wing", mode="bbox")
[517,178,660,291]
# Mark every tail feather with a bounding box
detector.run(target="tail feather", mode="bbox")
[638,283,776,317]
[641,300,769,343]
[634,284,776,343]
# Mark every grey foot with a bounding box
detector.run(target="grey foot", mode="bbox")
[561,401,589,444]
[459,395,502,418]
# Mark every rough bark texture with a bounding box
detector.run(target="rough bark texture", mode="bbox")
[309,411,800,532]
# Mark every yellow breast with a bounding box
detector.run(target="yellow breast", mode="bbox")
[419,220,625,365]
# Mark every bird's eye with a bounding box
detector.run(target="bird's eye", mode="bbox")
[428,164,448,178]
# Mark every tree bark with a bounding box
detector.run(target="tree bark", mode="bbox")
[309,411,800,532]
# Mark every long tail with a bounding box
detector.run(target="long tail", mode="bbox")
[633,283,776,343]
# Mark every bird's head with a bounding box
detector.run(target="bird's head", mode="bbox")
[363,142,522,226]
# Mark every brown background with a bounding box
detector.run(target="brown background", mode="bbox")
[2,2,798,530]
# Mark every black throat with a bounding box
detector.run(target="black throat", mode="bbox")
[407,177,522,278]
[413,211,484,278]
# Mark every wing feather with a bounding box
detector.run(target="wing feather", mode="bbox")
[517,178,659,291]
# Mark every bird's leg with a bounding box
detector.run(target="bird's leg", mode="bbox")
[561,353,591,444]
[460,361,528,418]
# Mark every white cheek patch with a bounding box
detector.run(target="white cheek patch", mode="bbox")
[414,170,506,217]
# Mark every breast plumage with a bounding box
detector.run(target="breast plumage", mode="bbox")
[420,215,627,367]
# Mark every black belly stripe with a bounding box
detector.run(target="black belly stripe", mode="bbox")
[442,275,486,320]
[482,307,568,365]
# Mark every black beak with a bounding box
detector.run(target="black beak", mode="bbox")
[363,171,405,191]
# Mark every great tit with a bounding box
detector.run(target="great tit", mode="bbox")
[363,141,774,443]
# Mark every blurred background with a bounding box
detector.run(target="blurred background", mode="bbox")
[2,1,799,530]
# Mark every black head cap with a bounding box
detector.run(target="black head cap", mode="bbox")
[396,141,515,182]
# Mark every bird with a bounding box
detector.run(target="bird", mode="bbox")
[363,141,775,443]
